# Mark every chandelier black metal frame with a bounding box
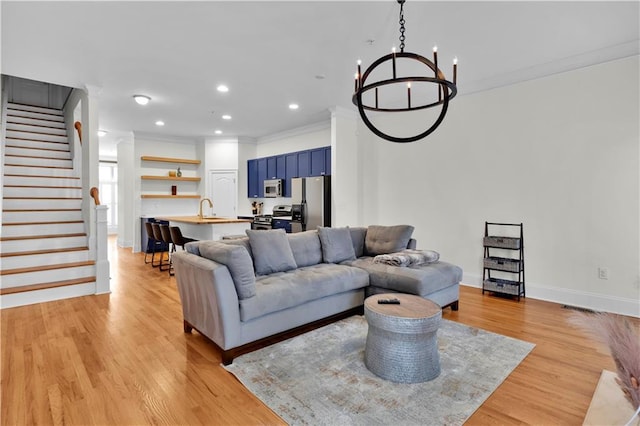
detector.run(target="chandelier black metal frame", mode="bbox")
[352,0,458,143]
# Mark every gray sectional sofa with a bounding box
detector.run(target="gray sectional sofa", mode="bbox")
[172,225,462,364]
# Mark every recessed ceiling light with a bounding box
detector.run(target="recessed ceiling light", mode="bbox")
[222,114,232,120]
[155,120,165,126]
[214,130,223,135]
[133,95,151,105]
[97,130,107,137]
[217,85,229,93]
[289,103,299,110]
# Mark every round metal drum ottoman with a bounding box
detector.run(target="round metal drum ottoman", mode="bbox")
[364,293,442,383]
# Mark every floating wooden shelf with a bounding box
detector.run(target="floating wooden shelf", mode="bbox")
[141,195,201,199]
[140,175,201,182]
[140,156,201,165]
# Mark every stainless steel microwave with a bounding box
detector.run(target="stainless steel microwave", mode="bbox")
[264,179,282,198]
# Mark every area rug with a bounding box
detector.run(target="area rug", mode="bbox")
[224,316,535,425]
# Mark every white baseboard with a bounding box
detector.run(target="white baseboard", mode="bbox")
[462,273,640,318]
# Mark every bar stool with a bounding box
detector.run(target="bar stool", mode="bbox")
[169,226,197,251]
[151,223,168,271]
[144,222,163,266]
[159,224,175,275]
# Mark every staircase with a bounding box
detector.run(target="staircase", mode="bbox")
[1,102,96,308]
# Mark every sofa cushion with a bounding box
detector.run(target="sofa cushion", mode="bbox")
[185,241,200,256]
[344,257,462,297]
[246,229,298,275]
[198,241,256,299]
[287,230,322,267]
[239,264,369,321]
[318,227,356,263]
[221,236,253,259]
[349,227,367,258]
[365,225,415,255]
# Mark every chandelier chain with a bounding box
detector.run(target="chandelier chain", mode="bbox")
[398,1,406,52]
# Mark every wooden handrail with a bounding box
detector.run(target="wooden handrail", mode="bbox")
[90,187,100,205]
[74,121,82,144]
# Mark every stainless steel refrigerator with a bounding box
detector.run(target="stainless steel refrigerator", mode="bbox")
[290,176,331,232]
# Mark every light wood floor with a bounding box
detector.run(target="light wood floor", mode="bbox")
[1,238,637,425]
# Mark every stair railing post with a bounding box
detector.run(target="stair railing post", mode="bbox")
[95,202,111,294]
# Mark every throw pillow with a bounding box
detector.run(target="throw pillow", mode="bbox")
[317,226,357,263]
[365,225,415,255]
[198,241,256,299]
[246,229,298,275]
[287,230,322,267]
[349,227,367,258]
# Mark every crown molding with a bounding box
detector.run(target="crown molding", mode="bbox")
[257,120,330,145]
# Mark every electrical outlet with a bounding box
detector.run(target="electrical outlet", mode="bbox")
[598,267,609,280]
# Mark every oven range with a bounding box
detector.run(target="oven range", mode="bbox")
[251,205,292,232]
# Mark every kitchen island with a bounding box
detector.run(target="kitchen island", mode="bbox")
[157,216,251,241]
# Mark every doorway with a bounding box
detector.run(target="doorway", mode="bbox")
[208,170,237,218]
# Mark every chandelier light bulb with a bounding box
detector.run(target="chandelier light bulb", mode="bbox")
[433,45,438,52]
[453,57,458,65]
[216,84,229,93]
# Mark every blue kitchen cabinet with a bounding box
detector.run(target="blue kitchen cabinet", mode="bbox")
[310,147,331,176]
[272,219,292,233]
[298,151,310,178]
[276,155,286,179]
[247,159,260,198]
[266,156,277,179]
[325,146,331,175]
[284,153,298,197]
[257,158,268,197]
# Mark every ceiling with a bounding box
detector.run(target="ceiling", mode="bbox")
[2,1,638,157]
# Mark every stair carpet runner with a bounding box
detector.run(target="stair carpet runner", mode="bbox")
[1,103,96,307]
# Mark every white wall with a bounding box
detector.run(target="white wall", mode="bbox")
[237,137,257,216]
[132,133,201,251]
[116,133,134,247]
[357,56,640,316]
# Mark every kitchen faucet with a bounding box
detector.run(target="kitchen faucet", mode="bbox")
[198,198,213,218]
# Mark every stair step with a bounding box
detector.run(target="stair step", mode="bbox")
[0,260,94,275]
[6,122,67,136]
[6,115,66,128]
[1,221,84,237]
[4,155,72,168]
[3,166,76,178]
[2,209,82,222]
[1,260,94,276]
[0,276,96,296]
[0,232,85,242]
[1,222,84,238]
[0,279,96,309]
[3,176,80,187]
[1,263,95,288]
[0,247,90,270]
[6,130,68,143]
[1,198,81,210]
[7,103,63,116]
[3,186,82,198]
[4,146,71,159]
[1,233,87,252]
[0,246,88,257]
[5,138,69,151]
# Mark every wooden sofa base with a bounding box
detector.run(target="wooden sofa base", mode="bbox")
[184,305,365,365]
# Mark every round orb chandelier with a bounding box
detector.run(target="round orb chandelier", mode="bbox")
[352,0,458,143]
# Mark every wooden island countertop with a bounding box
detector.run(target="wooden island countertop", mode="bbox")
[155,216,252,241]
[156,216,252,225]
